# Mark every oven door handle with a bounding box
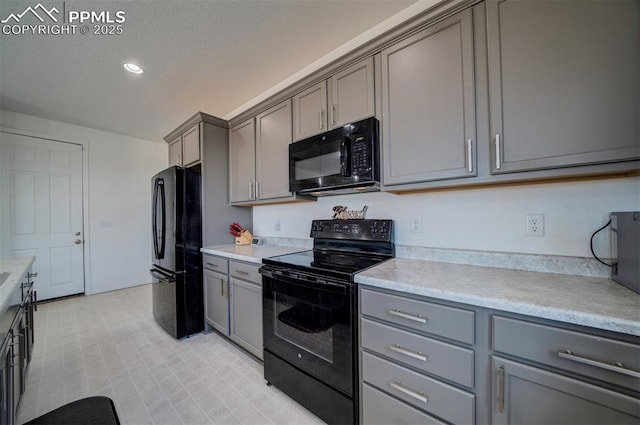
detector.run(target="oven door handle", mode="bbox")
[260,266,347,294]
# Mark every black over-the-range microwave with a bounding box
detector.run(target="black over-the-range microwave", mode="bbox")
[289,117,380,196]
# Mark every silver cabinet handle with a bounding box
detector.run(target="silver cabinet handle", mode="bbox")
[256,181,260,199]
[248,182,254,199]
[388,344,428,362]
[558,350,640,379]
[320,109,325,130]
[389,381,428,403]
[467,139,473,173]
[331,104,337,125]
[235,270,249,276]
[28,272,38,278]
[220,280,224,297]
[497,366,505,413]
[74,239,82,245]
[495,134,501,170]
[206,262,218,268]
[387,309,427,324]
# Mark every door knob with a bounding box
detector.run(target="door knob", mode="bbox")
[75,232,81,236]
[74,239,82,245]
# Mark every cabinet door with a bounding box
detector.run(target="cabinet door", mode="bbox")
[168,137,182,167]
[487,0,640,173]
[492,356,640,425]
[204,269,229,335]
[181,123,201,166]
[229,277,263,359]
[293,81,327,140]
[381,9,476,186]
[229,119,256,203]
[328,57,375,128]
[256,99,293,200]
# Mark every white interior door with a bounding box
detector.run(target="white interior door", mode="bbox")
[1,131,85,300]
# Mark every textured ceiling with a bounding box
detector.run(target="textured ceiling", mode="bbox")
[0,0,417,141]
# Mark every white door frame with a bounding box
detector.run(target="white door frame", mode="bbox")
[0,126,93,296]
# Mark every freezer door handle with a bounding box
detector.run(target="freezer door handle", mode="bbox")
[150,268,175,282]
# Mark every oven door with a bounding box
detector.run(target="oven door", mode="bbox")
[261,266,354,396]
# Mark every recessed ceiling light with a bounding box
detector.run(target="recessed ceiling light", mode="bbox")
[123,63,143,74]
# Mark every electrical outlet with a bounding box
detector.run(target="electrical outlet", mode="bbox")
[526,214,544,236]
[410,217,422,233]
[274,220,281,232]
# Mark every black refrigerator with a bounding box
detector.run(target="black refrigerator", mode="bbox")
[150,165,203,339]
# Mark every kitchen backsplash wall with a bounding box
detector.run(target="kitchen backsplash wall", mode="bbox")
[253,177,639,259]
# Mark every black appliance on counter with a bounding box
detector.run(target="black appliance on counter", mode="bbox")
[289,117,380,196]
[150,165,203,339]
[261,219,394,425]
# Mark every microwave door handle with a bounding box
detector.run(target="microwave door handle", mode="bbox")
[341,137,351,177]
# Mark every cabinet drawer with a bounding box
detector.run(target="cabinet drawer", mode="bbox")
[362,318,474,388]
[362,383,446,425]
[363,352,475,424]
[229,260,261,284]
[203,255,228,274]
[361,288,474,344]
[493,316,640,391]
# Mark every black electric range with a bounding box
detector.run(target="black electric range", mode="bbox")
[260,219,394,425]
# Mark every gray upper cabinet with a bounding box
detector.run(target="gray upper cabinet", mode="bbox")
[293,57,375,141]
[256,100,293,200]
[168,136,181,167]
[293,81,328,141]
[487,0,640,174]
[229,119,256,203]
[167,123,201,167]
[181,123,200,167]
[380,8,477,186]
[328,58,375,129]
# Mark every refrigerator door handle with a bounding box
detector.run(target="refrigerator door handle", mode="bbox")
[152,178,167,260]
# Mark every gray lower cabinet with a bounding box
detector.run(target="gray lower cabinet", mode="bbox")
[380,8,476,186]
[204,269,229,335]
[229,260,263,359]
[203,255,263,359]
[491,314,640,424]
[492,357,640,424]
[487,0,640,173]
[359,287,477,424]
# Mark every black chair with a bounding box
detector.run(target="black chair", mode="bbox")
[23,396,120,425]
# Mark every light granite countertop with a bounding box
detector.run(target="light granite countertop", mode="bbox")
[201,244,306,265]
[0,257,34,317]
[355,258,640,336]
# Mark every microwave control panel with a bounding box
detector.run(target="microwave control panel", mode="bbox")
[351,136,371,176]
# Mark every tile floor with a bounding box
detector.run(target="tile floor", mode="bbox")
[17,284,324,425]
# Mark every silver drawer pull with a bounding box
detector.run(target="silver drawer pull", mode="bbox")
[389,381,428,403]
[387,309,427,324]
[206,262,218,268]
[235,270,249,275]
[558,350,640,379]
[388,344,428,362]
